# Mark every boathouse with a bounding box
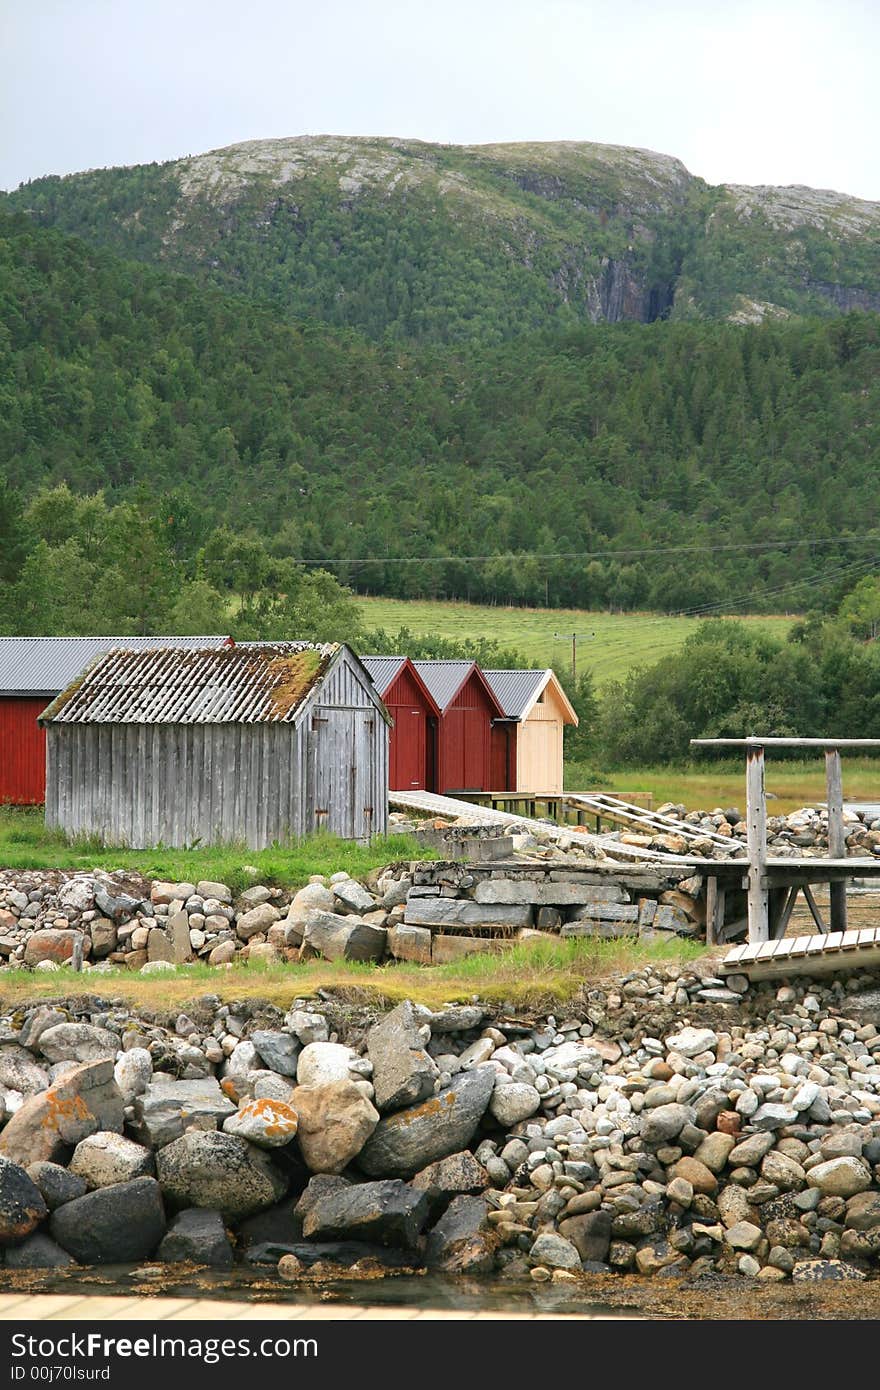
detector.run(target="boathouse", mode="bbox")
[362,656,441,792]
[0,635,230,805]
[484,668,578,795]
[411,660,505,795]
[40,643,390,848]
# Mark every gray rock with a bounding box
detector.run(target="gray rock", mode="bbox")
[728,1132,776,1166]
[301,1179,429,1249]
[26,1162,87,1210]
[332,879,376,914]
[302,912,386,963]
[426,1006,486,1034]
[49,1178,166,1264]
[37,1024,119,1064]
[0,1047,51,1097]
[0,1060,123,1166]
[156,1131,287,1221]
[792,1258,866,1282]
[489,1082,541,1126]
[236,903,280,940]
[367,1002,438,1113]
[157,1209,233,1267]
[94,887,140,921]
[403,899,532,930]
[0,1156,48,1242]
[425,1195,495,1272]
[297,1042,359,1088]
[69,1132,155,1189]
[113,1048,152,1103]
[411,1151,489,1216]
[528,1232,581,1270]
[809,1157,872,1198]
[4,1233,75,1268]
[558,1210,612,1263]
[641,1103,693,1145]
[357,1067,495,1179]
[752,1104,799,1131]
[250,1031,300,1077]
[130,1077,236,1148]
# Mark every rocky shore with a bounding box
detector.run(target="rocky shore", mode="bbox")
[3,963,880,1284]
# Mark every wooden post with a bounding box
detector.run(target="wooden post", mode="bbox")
[825,747,848,933]
[72,935,83,973]
[746,743,769,941]
[705,876,718,946]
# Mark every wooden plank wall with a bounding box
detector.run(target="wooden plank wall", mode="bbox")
[44,650,389,848]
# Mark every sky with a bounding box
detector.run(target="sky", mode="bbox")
[3,0,879,198]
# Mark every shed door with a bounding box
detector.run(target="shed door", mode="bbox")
[443,705,490,792]
[388,704,426,791]
[309,707,376,841]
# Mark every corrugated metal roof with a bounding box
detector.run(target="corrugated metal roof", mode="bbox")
[41,642,337,725]
[361,656,407,696]
[412,660,476,713]
[482,669,549,720]
[0,636,230,696]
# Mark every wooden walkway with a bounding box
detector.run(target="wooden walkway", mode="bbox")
[0,1293,626,1321]
[722,926,880,981]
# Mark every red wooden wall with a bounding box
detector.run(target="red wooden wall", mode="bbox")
[384,665,436,792]
[0,698,48,804]
[437,672,496,793]
[490,723,515,792]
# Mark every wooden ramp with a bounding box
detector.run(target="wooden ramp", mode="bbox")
[566,793,737,851]
[390,790,693,865]
[722,927,880,981]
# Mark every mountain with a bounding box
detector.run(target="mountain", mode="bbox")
[2,210,879,619]
[5,136,880,344]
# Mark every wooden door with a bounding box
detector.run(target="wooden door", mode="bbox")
[388,704,426,790]
[309,707,376,840]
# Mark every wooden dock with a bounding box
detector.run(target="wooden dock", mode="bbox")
[722,926,880,981]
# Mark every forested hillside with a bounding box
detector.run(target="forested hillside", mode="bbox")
[2,212,879,617]
[6,136,880,345]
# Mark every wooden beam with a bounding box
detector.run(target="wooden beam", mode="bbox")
[802,883,826,931]
[705,875,717,946]
[746,743,769,942]
[825,747,848,933]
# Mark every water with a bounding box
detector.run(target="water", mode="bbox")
[3,1265,880,1319]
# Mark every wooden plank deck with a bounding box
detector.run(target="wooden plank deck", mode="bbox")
[722,925,880,981]
[0,1293,628,1322]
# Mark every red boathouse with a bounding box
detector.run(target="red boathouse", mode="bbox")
[412,660,505,795]
[362,656,440,792]
[0,636,230,805]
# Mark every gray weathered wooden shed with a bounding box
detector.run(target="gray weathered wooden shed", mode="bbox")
[39,642,390,848]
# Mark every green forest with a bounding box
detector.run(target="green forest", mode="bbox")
[3,211,880,622]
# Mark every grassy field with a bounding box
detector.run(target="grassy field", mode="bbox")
[0,936,705,1011]
[0,810,428,891]
[359,596,795,688]
[564,758,880,816]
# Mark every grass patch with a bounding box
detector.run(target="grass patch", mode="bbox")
[0,935,706,1013]
[565,758,880,816]
[0,808,431,892]
[360,596,794,689]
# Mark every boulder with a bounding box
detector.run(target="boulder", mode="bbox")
[156,1131,287,1221]
[23,930,84,967]
[302,911,386,963]
[157,1209,233,1267]
[366,1002,438,1113]
[0,1047,50,1097]
[844,1191,880,1232]
[425,1195,496,1272]
[332,879,376,914]
[411,1151,489,1216]
[5,1233,75,1268]
[195,881,232,903]
[792,1259,866,1282]
[38,1024,118,1064]
[250,1031,300,1077]
[0,1157,48,1243]
[296,1042,359,1088]
[528,1232,581,1270]
[49,1178,165,1263]
[0,1060,124,1166]
[113,1048,152,1103]
[489,1082,541,1126]
[130,1077,236,1148]
[223,1098,299,1148]
[641,1103,693,1145]
[300,1179,430,1249]
[69,1132,155,1189]
[809,1157,872,1198]
[558,1210,612,1263]
[357,1067,495,1179]
[236,904,281,941]
[291,1080,379,1174]
[387,925,432,965]
[26,1162,87,1211]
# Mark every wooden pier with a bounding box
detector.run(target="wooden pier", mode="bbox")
[692,737,880,944]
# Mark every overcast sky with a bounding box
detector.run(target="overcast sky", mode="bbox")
[3,0,879,198]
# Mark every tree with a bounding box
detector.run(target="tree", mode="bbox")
[839,575,880,641]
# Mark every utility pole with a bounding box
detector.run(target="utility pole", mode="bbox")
[553,632,595,685]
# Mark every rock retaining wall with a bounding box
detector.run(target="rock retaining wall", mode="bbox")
[3,967,880,1283]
